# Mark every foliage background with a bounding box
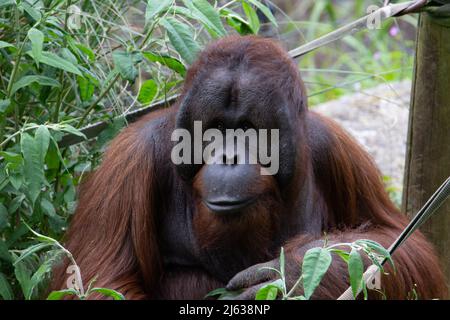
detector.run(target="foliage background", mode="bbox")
[0,0,416,299]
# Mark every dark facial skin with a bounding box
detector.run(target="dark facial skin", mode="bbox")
[175,64,296,217]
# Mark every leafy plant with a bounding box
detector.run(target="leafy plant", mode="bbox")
[0,0,275,300]
[208,239,394,300]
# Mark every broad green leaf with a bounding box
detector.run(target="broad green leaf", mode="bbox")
[242,2,260,34]
[0,273,13,300]
[183,0,226,37]
[35,126,50,163]
[89,288,125,300]
[145,0,173,25]
[40,198,56,217]
[21,126,50,205]
[14,259,32,299]
[11,75,60,95]
[247,0,278,27]
[0,40,14,49]
[255,283,279,300]
[77,76,95,101]
[138,79,158,104]
[47,288,78,300]
[160,17,200,65]
[28,28,44,66]
[28,51,82,76]
[348,248,364,298]
[302,247,332,299]
[112,51,143,82]
[57,123,87,139]
[20,0,42,21]
[143,52,186,76]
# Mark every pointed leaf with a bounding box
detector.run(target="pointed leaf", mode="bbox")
[0,40,14,49]
[143,52,186,76]
[145,0,173,25]
[47,288,79,300]
[138,79,158,104]
[28,28,44,66]
[11,75,60,95]
[302,247,332,299]
[348,248,364,298]
[160,17,200,65]
[183,0,226,37]
[89,288,125,300]
[28,51,82,76]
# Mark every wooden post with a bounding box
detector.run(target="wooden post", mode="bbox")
[402,14,450,289]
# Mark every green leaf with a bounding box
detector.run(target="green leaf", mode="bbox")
[14,243,52,266]
[0,273,13,300]
[145,0,173,25]
[348,248,364,298]
[143,52,186,76]
[28,28,44,66]
[242,2,260,34]
[183,0,226,37]
[88,288,125,300]
[14,259,32,299]
[138,79,158,104]
[329,249,350,263]
[21,126,50,205]
[47,288,79,300]
[112,51,143,82]
[35,126,50,163]
[29,255,59,299]
[160,17,200,65]
[28,51,82,76]
[0,40,14,49]
[20,0,42,21]
[255,283,279,300]
[40,197,56,217]
[75,43,95,63]
[247,0,278,27]
[355,239,394,269]
[205,287,229,298]
[57,123,87,139]
[77,76,95,101]
[11,75,60,95]
[221,8,253,35]
[302,247,332,299]
[205,287,243,300]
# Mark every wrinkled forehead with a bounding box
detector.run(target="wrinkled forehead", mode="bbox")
[192,66,283,108]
